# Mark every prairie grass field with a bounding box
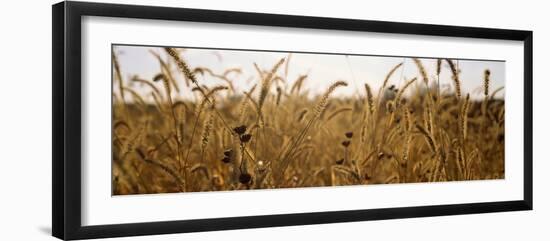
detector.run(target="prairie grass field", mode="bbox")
[112,46,505,195]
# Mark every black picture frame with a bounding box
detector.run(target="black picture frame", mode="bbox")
[52,1,533,240]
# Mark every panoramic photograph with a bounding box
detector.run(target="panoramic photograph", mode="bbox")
[111,45,505,195]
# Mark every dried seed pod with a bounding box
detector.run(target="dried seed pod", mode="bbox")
[233,125,247,135]
[239,172,252,184]
[221,156,231,163]
[341,140,351,147]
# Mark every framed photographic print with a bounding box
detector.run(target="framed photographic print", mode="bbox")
[52,1,533,240]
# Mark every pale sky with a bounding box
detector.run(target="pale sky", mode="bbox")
[113,45,505,101]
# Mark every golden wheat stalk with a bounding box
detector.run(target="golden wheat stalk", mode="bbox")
[150,50,181,92]
[395,77,417,107]
[413,58,429,85]
[258,58,285,111]
[325,107,352,122]
[481,69,491,118]
[423,102,434,135]
[460,93,470,143]
[290,74,308,95]
[276,81,348,182]
[196,86,228,116]
[112,50,125,101]
[455,148,465,180]
[445,59,461,99]
[364,83,374,115]
[200,109,214,163]
[381,62,403,91]
[490,86,504,100]
[399,107,414,176]
[164,50,260,170]
[314,81,348,117]
[416,124,437,154]
[184,86,228,176]
[164,47,198,84]
[164,47,254,161]
[155,69,185,181]
[484,69,491,97]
